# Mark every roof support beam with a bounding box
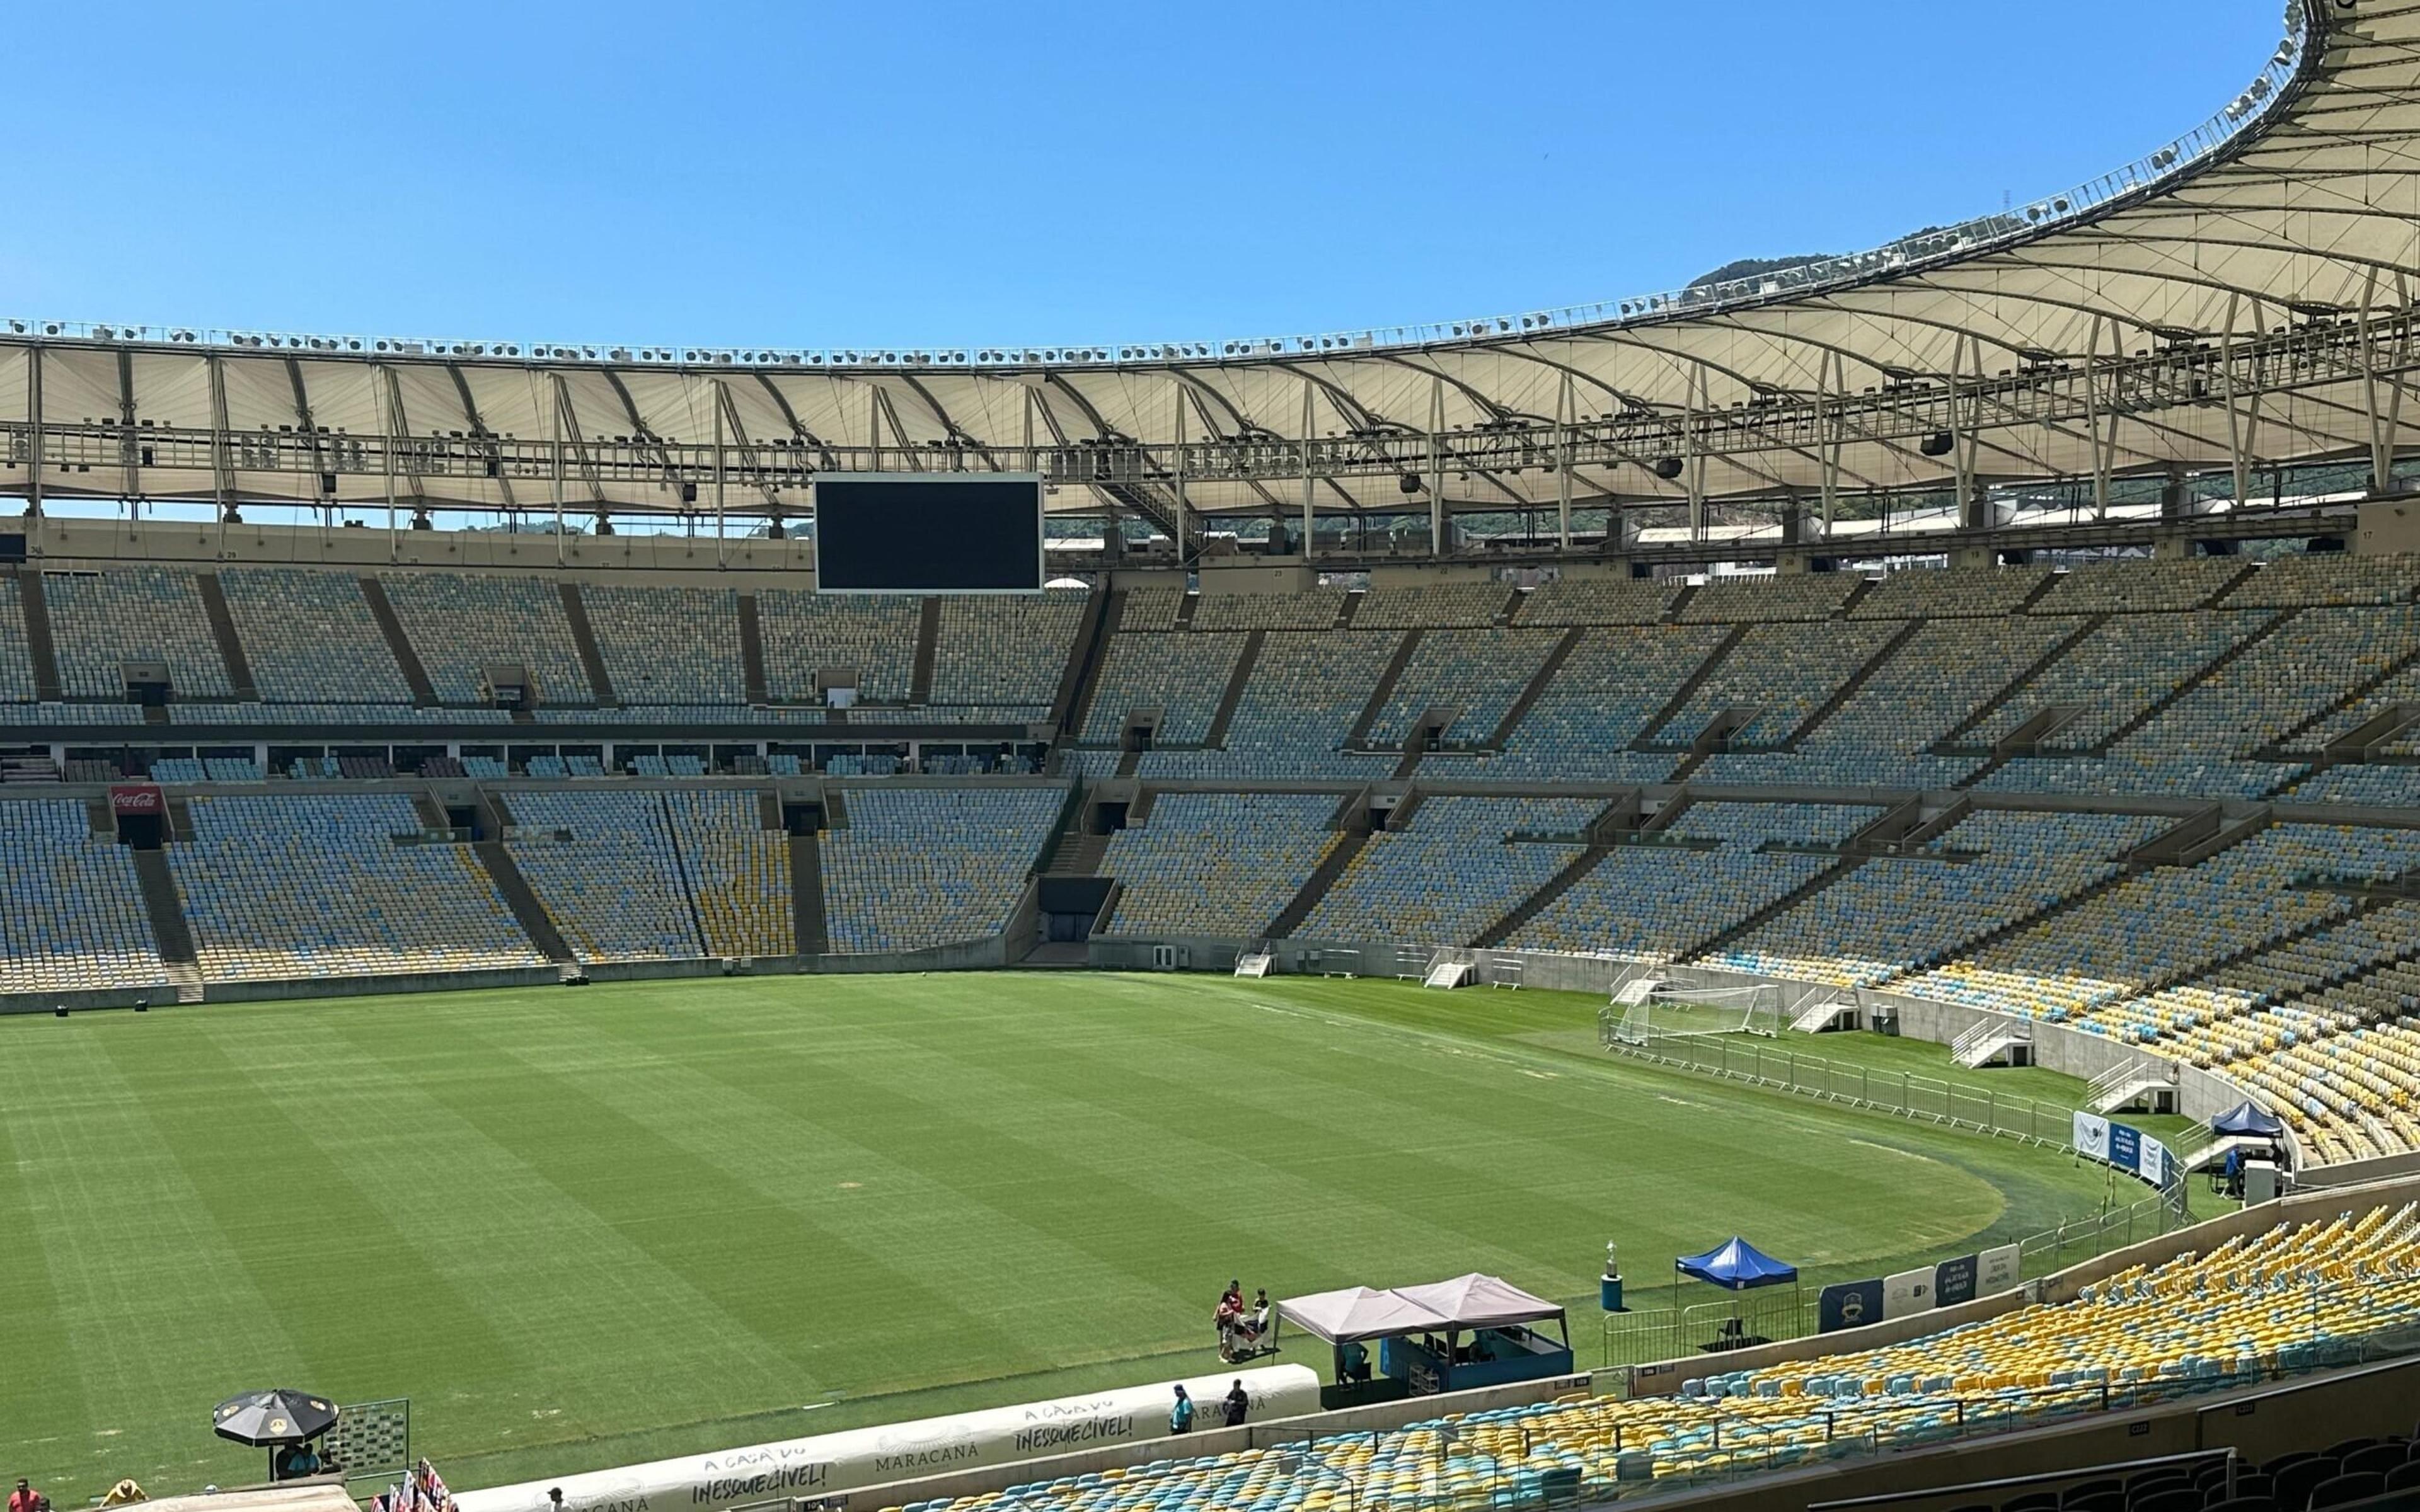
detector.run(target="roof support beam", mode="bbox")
[205,353,234,522]
[25,346,41,518]
[444,363,516,513]
[117,347,139,507]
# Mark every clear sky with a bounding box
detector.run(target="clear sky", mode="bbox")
[2,1,2283,352]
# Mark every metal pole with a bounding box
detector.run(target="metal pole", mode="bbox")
[714,384,728,568]
[1300,379,1315,558]
[1173,379,1189,567]
[27,346,45,518]
[1428,376,1446,554]
[1555,374,1574,551]
[551,377,565,564]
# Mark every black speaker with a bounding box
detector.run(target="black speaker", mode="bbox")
[320,472,339,495]
[680,482,700,505]
[1650,457,1684,481]
[1920,432,1955,457]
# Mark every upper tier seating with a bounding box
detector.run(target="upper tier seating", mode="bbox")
[1664,801,1881,847]
[930,592,1088,706]
[219,569,413,704]
[905,1213,2420,1512]
[2029,556,2248,614]
[0,576,35,702]
[1703,617,2078,789]
[45,567,232,698]
[2287,765,2420,806]
[1080,633,1244,745]
[2224,551,2420,609]
[819,786,1064,953]
[381,573,593,705]
[1847,564,2051,619]
[1661,621,1903,748]
[0,800,167,995]
[170,794,543,981]
[1675,573,1862,624]
[1511,575,1685,627]
[2060,605,2420,798]
[1141,633,1400,779]
[1370,628,1562,748]
[1351,582,1507,630]
[1102,793,1342,937]
[1970,610,2267,752]
[1115,586,1186,631]
[582,585,745,704]
[1190,588,1345,632]
[1296,796,1598,944]
[756,590,920,704]
[1485,625,1731,782]
[505,790,701,960]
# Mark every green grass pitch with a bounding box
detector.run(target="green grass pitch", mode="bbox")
[0,973,2152,1499]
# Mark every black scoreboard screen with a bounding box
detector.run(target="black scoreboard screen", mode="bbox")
[813,474,1044,593]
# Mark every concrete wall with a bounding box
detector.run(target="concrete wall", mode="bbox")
[1195,559,1318,595]
[2358,498,2420,556]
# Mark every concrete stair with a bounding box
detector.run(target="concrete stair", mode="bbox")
[557,582,618,706]
[358,576,441,706]
[194,573,260,702]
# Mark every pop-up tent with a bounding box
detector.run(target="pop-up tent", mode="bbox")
[1274,1285,1454,1343]
[1672,1237,1801,1353]
[2209,1101,2285,1138]
[1276,1274,1572,1404]
[1674,1237,1799,1290]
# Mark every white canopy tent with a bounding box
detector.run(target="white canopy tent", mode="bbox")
[1275,1274,1564,1344]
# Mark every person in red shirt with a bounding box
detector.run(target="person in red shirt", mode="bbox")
[11,1479,40,1512]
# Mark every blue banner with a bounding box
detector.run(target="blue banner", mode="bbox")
[1818,1278,1884,1333]
[1934,1252,1980,1308]
[2109,1122,2143,1176]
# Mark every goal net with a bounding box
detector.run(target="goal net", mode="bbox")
[1603,977,1784,1047]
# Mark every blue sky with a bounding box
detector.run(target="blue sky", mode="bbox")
[2,1,2282,351]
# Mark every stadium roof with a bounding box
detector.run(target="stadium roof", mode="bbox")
[0,0,2410,542]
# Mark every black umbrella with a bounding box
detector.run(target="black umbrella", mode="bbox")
[212,1389,338,1447]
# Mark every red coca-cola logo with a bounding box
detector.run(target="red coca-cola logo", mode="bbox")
[110,784,163,815]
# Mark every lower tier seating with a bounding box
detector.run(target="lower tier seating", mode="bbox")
[169,794,543,981]
[819,786,1065,954]
[0,800,167,995]
[1102,794,1342,938]
[901,1208,2420,1512]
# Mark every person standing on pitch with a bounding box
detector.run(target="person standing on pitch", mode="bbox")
[11,1480,40,1512]
[1222,1380,1250,1428]
[1169,1384,1195,1435]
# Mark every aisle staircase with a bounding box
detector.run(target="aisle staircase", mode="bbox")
[1951,1015,2032,1068]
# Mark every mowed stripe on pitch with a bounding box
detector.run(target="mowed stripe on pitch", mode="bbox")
[4,1024,309,1483]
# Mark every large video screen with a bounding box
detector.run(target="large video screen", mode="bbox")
[814,474,1044,593]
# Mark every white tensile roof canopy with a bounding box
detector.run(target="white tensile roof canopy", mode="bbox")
[0,1,2407,534]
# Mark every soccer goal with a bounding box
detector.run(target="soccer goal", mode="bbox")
[1602,976,1784,1047]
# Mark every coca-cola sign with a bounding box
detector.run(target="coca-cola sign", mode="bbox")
[110,784,164,816]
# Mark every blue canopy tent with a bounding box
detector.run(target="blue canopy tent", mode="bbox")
[1673,1237,1801,1353]
[2209,1101,2285,1138]
[1676,1237,1799,1290]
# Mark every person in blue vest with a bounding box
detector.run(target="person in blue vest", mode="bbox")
[2223,1144,2245,1198]
[1169,1383,1195,1435]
